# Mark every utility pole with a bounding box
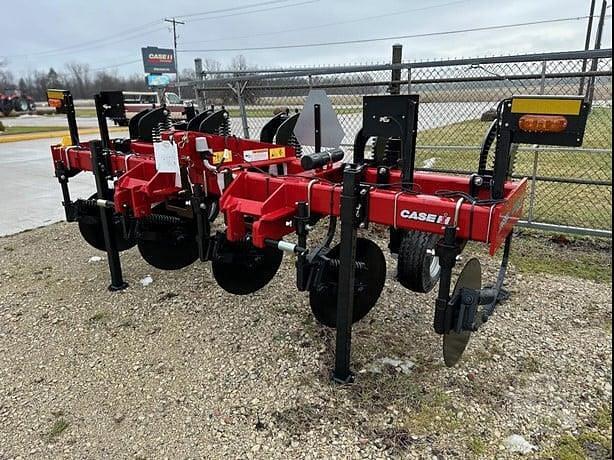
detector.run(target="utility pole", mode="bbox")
[164,17,185,98]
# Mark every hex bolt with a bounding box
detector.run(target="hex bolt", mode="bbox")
[463,294,474,304]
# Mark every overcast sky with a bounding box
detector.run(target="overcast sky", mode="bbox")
[1,0,611,77]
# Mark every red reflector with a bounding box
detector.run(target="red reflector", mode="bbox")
[48,98,63,109]
[518,114,567,133]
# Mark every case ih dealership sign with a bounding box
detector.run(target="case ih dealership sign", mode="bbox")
[141,47,176,74]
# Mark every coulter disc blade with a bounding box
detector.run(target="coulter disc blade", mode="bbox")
[137,205,198,270]
[137,237,198,270]
[443,257,481,367]
[78,192,136,252]
[309,237,386,328]
[211,240,283,295]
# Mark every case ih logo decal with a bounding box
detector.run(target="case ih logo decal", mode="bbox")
[400,210,451,225]
[141,47,176,74]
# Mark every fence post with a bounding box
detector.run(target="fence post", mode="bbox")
[407,66,412,94]
[539,60,547,93]
[527,150,540,223]
[235,81,250,139]
[194,58,205,111]
[390,44,402,95]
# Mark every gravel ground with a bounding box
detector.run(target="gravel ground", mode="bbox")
[0,222,611,459]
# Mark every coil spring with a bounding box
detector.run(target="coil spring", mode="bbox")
[218,116,231,137]
[80,198,98,208]
[288,134,302,157]
[327,258,367,270]
[161,111,173,131]
[152,124,162,143]
[141,213,184,226]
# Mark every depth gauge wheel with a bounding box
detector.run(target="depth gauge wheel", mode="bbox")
[397,230,441,293]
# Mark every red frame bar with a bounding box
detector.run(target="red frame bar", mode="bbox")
[51,131,527,255]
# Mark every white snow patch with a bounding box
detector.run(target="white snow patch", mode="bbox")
[504,435,537,455]
[362,356,415,375]
[140,275,154,286]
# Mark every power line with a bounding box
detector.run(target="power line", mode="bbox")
[180,15,611,53]
[4,25,166,61]
[91,58,142,72]
[176,0,298,19]
[1,0,307,60]
[184,0,319,24]
[181,0,468,46]
[3,22,163,60]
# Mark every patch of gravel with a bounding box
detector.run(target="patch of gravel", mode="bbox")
[0,222,611,459]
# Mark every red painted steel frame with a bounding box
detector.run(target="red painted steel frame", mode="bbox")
[51,131,527,256]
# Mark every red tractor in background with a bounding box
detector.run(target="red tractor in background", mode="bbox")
[0,89,36,116]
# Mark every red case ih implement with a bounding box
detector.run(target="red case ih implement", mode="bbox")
[47,89,589,381]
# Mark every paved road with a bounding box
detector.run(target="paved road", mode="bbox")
[0,134,116,236]
[2,114,99,128]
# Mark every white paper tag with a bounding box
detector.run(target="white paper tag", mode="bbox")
[154,141,181,187]
[243,148,269,162]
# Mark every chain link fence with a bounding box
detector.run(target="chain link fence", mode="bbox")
[180,49,612,236]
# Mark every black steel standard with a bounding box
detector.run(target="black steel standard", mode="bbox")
[94,94,111,149]
[63,91,80,146]
[90,140,128,291]
[53,90,79,222]
[332,164,362,383]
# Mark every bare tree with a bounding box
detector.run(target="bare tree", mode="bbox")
[65,62,91,98]
[229,55,249,72]
[203,58,222,73]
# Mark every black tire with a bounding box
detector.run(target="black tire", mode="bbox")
[397,230,441,293]
[15,98,29,112]
[1,101,11,116]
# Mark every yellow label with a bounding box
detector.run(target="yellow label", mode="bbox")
[511,97,582,115]
[269,147,286,159]
[46,90,65,100]
[60,136,73,147]
[212,149,233,164]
